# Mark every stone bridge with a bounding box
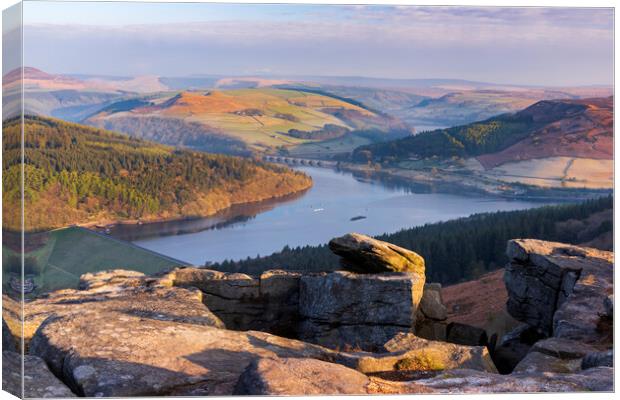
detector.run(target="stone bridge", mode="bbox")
[263,155,337,168]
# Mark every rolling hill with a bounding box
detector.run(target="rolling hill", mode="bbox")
[352,97,613,189]
[354,97,612,162]
[2,116,312,231]
[276,82,612,130]
[84,88,410,155]
[3,67,126,121]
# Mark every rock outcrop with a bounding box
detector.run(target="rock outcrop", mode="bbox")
[298,271,424,350]
[505,239,612,340]
[328,233,425,274]
[2,270,224,348]
[415,283,448,341]
[166,268,300,337]
[502,239,613,379]
[165,266,425,351]
[235,357,370,395]
[2,351,76,398]
[2,236,612,396]
[414,367,613,393]
[377,333,497,373]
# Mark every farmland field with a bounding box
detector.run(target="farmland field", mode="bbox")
[87,88,387,152]
[484,157,613,189]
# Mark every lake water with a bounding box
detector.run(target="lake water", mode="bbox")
[116,166,544,265]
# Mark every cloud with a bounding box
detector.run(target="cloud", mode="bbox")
[21,6,613,85]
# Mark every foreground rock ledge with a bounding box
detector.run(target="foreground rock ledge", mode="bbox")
[505,239,613,341]
[234,357,612,395]
[2,351,76,398]
[4,237,612,396]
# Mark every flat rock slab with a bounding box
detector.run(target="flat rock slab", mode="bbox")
[529,337,598,360]
[2,351,76,398]
[3,270,224,346]
[512,351,581,374]
[235,357,370,395]
[29,307,344,397]
[369,333,497,373]
[416,367,613,393]
[329,233,425,274]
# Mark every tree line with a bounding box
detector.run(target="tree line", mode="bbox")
[213,196,612,285]
[3,115,305,229]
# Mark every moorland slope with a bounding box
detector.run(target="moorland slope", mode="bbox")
[85,88,408,155]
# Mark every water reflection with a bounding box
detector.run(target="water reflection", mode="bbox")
[105,189,308,242]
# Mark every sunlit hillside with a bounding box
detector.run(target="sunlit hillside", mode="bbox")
[86,88,406,154]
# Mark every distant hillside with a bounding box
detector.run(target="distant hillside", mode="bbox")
[3,67,168,93]
[476,97,613,168]
[2,67,125,121]
[2,116,312,231]
[2,67,172,121]
[353,97,613,165]
[85,88,409,155]
[278,83,612,129]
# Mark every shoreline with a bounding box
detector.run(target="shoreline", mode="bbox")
[78,182,313,231]
[335,162,612,202]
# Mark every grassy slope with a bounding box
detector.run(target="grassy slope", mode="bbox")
[87,88,385,152]
[2,227,186,295]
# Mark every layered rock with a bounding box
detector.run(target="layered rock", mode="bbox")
[166,268,300,337]
[502,239,613,378]
[505,239,612,340]
[328,233,425,274]
[3,270,224,347]
[298,271,424,350]
[4,236,612,396]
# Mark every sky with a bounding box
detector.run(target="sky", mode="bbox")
[12,2,615,86]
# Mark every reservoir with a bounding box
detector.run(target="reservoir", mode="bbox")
[111,166,543,265]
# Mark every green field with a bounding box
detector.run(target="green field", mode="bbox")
[2,227,187,296]
[288,133,374,158]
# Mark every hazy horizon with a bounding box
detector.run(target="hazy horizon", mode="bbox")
[6,3,615,86]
